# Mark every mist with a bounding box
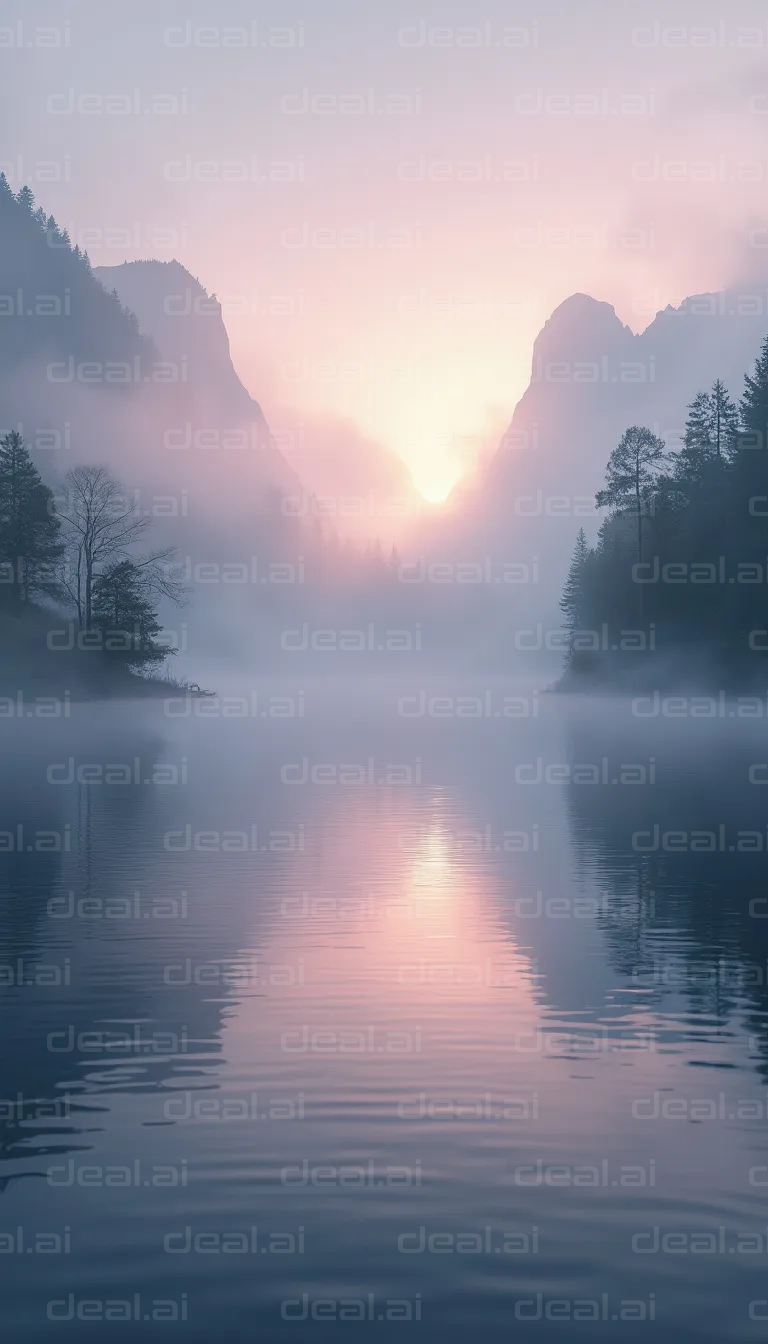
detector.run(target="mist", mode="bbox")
[5,4,768,1341]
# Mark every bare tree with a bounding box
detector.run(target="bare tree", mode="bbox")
[129,548,188,609]
[58,466,186,627]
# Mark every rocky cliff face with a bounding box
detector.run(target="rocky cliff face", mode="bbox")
[0,184,300,516]
[472,288,768,612]
[95,259,298,497]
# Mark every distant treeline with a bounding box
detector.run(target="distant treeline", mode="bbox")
[560,336,768,686]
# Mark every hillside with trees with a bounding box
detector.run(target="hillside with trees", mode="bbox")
[0,175,152,372]
[0,431,187,696]
[559,338,768,688]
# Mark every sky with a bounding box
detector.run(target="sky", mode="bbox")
[6,0,768,499]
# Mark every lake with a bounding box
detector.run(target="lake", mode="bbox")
[2,677,768,1340]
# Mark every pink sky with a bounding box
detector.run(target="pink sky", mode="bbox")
[6,0,768,498]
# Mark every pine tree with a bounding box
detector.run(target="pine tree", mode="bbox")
[560,528,590,632]
[733,335,768,517]
[16,184,34,213]
[676,382,738,487]
[0,431,62,613]
[740,335,768,455]
[91,559,167,671]
[560,333,768,683]
[711,379,739,460]
[678,390,713,480]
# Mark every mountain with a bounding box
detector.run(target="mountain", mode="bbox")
[94,258,300,510]
[0,177,154,459]
[0,178,152,373]
[94,260,269,436]
[0,182,299,516]
[94,263,422,544]
[472,288,768,617]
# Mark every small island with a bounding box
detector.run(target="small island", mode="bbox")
[0,431,193,701]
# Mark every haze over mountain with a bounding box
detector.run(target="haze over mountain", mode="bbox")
[0,184,300,532]
[6,174,768,667]
[444,284,768,629]
[6,11,768,1337]
[0,178,151,465]
[486,286,768,516]
[94,259,297,496]
[96,260,423,546]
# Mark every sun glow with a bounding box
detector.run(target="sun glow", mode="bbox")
[412,467,463,505]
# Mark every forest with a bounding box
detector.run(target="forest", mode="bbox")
[560,341,768,686]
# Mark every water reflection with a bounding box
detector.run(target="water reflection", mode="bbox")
[562,702,768,1075]
[1,684,768,1340]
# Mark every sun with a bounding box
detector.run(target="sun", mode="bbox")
[412,467,462,505]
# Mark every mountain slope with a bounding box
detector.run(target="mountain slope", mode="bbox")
[0,182,299,523]
[95,260,264,424]
[94,259,299,500]
[473,287,768,616]
[0,176,153,371]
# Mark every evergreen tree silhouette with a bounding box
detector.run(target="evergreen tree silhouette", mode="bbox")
[0,431,62,613]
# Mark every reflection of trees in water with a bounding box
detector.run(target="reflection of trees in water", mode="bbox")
[0,734,229,1170]
[562,715,768,1079]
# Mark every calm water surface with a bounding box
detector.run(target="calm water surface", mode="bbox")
[2,678,768,1340]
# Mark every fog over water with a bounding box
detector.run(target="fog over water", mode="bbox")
[7,0,768,1337]
[2,684,768,1340]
